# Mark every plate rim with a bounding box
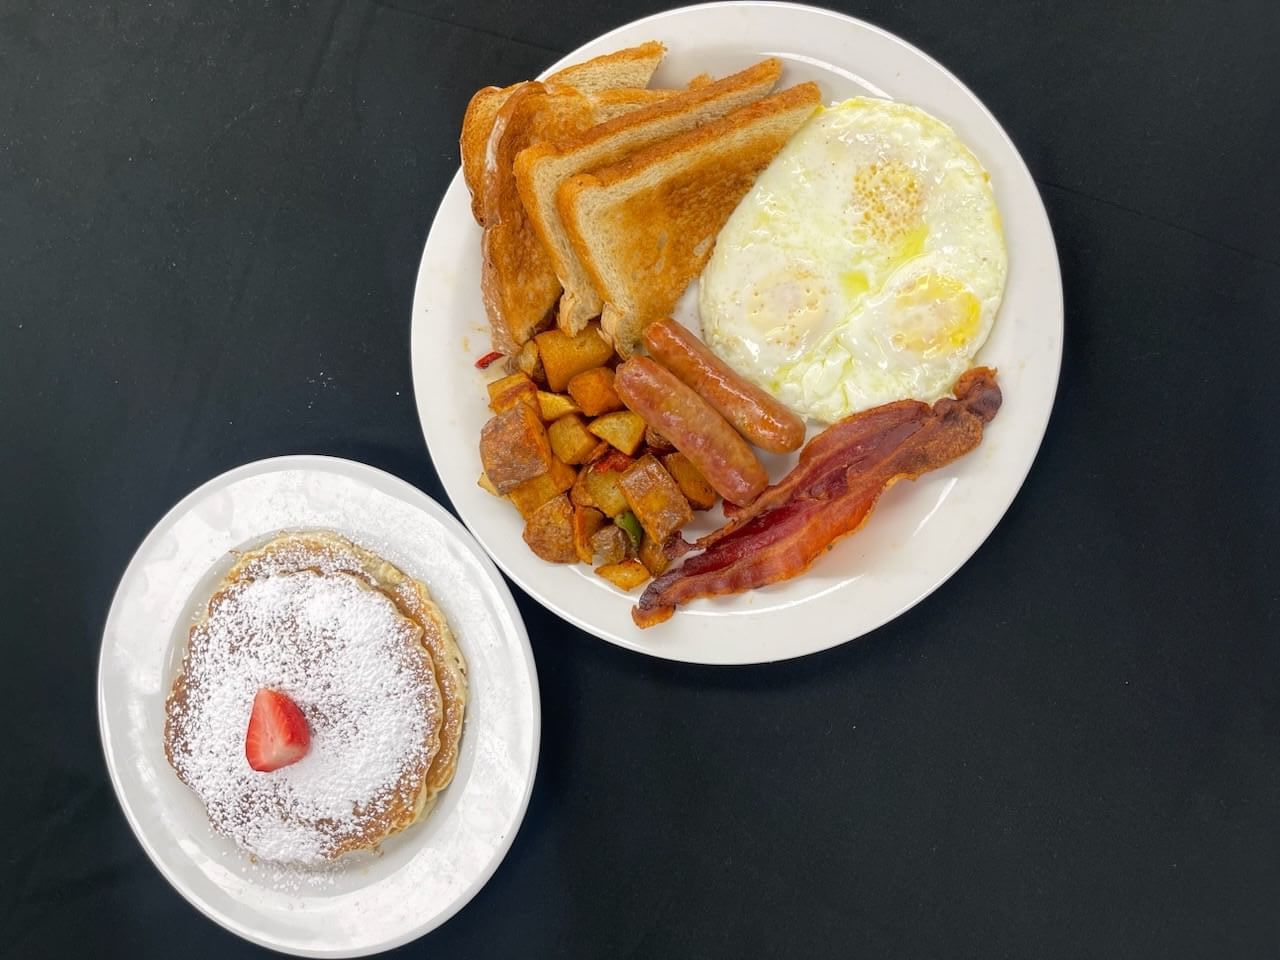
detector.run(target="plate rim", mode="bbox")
[410,0,1064,665]
[97,454,541,957]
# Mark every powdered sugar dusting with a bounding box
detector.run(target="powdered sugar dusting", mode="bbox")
[105,459,538,946]
[233,538,364,581]
[166,571,438,864]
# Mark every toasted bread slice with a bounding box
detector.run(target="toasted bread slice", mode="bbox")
[481,83,601,354]
[467,86,675,226]
[479,82,683,352]
[460,42,666,223]
[545,40,665,94]
[461,83,525,223]
[478,85,685,352]
[589,87,674,121]
[558,82,822,356]
[514,59,784,337]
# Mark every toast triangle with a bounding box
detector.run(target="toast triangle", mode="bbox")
[459,42,666,223]
[514,59,783,336]
[558,82,822,356]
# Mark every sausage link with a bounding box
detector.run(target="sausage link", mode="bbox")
[614,358,768,506]
[643,318,806,453]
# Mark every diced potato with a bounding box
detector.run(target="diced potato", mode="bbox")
[535,324,615,392]
[660,451,718,510]
[571,464,629,517]
[567,367,624,416]
[643,426,675,453]
[507,457,577,517]
[537,391,581,422]
[589,470,631,518]
[594,560,650,591]
[569,468,593,509]
[487,372,538,413]
[480,404,553,493]
[522,494,576,563]
[588,411,646,455]
[516,340,545,385]
[572,505,605,564]
[477,472,500,497]
[486,371,532,403]
[619,454,693,543]
[590,524,628,566]
[548,414,598,465]
[639,534,671,576]
[584,440,612,463]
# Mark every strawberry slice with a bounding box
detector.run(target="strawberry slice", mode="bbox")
[244,688,311,772]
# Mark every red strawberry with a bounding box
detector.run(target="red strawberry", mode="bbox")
[244,688,311,772]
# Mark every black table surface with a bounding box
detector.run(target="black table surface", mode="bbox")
[4,0,1278,957]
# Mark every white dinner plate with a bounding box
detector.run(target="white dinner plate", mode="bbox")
[98,456,539,957]
[410,1,1062,664]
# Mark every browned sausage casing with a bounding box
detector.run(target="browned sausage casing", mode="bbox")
[643,318,806,453]
[614,358,768,506]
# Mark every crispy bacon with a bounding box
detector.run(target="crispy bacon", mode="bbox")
[633,368,1002,628]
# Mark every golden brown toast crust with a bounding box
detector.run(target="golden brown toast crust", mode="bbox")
[463,86,676,227]
[545,40,665,93]
[481,82,609,354]
[558,82,822,356]
[589,87,674,121]
[459,42,666,224]
[460,83,522,225]
[512,59,783,337]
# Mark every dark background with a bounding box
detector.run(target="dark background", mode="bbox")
[3,0,1278,957]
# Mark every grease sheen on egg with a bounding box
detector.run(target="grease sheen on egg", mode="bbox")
[699,97,1007,423]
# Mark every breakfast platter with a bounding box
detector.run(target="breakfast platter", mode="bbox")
[98,3,1063,954]
[98,457,538,956]
[411,1,1063,665]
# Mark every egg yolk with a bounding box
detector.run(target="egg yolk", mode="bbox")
[840,270,869,298]
[850,160,930,283]
[888,274,981,357]
[852,161,924,244]
[745,268,833,358]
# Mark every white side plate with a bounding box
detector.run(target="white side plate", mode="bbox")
[410,2,1062,664]
[98,456,539,957]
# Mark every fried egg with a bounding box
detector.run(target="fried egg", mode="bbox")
[699,97,1007,422]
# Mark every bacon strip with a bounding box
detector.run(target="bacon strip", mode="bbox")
[633,368,1002,628]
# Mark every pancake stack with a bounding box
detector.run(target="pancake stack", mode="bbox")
[164,530,468,863]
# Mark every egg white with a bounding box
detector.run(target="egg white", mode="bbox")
[699,97,1008,423]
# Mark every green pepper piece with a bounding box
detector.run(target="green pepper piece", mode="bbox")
[614,511,642,550]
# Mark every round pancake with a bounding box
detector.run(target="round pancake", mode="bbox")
[164,569,443,862]
[225,530,469,813]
